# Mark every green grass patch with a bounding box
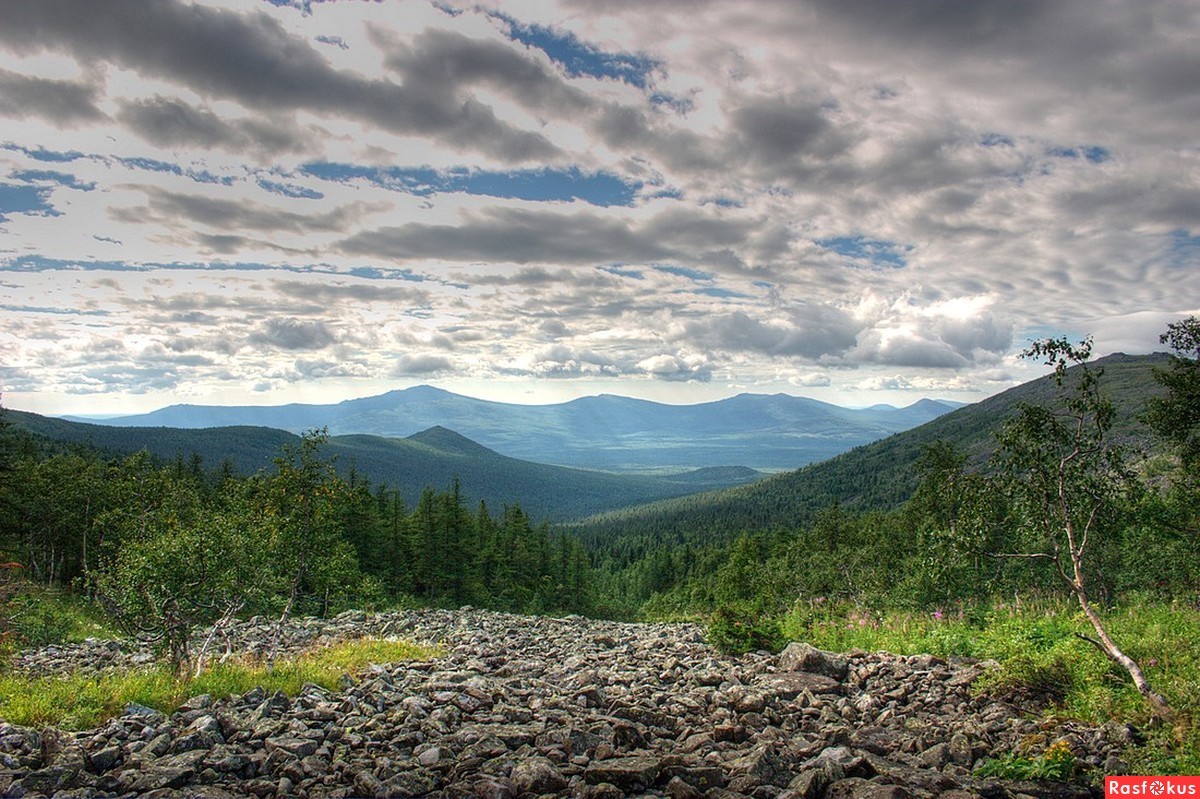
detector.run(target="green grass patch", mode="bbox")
[778,595,1200,776]
[0,637,440,730]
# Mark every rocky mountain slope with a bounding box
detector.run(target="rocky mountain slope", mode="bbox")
[2,609,1122,798]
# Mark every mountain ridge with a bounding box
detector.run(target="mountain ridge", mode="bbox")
[62,386,962,472]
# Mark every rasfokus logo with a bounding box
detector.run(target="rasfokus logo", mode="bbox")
[1107,777,1200,796]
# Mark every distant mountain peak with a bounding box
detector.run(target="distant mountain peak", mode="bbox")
[406,425,500,458]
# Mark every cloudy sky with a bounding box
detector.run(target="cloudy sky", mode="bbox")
[1,0,1198,415]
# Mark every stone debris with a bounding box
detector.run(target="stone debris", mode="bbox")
[0,607,1122,797]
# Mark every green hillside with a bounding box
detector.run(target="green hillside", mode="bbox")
[574,352,1172,544]
[4,413,763,522]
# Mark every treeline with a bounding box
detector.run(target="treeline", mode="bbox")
[0,424,592,666]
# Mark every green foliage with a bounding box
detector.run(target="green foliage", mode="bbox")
[978,652,1076,706]
[707,604,786,654]
[976,739,1078,782]
[5,591,74,648]
[1147,316,1200,470]
[0,580,116,656]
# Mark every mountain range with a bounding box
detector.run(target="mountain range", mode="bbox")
[64,387,961,472]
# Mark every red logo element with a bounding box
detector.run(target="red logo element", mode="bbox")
[1107,777,1200,796]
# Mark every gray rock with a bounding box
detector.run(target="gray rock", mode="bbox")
[779,642,849,680]
[0,607,1132,799]
[584,755,662,790]
[509,755,568,794]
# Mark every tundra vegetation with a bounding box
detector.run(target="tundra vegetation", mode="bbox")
[1,320,1199,776]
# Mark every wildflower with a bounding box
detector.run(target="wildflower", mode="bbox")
[932,609,944,620]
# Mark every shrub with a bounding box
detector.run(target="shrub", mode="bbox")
[708,605,786,654]
[976,739,1079,782]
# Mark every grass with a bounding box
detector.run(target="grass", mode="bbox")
[777,594,1200,776]
[0,637,441,730]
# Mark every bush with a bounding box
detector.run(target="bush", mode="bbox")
[6,592,75,647]
[707,605,786,654]
[977,652,1075,707]
[976,739,1079,782]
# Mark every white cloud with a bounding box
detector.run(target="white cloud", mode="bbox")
[0,0,1195,414]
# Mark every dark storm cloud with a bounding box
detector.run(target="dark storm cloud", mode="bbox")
[271,280,429,306]
[802,0,1200,122]
[339,206,762,270]
[110,186,384,234]
[250,318,336,351]
[801,0,1055,54]
[680,306,860,360]
[936,314,1013,359]
[393,353,454,376]
[0,0,559,162]
[731,95,850,164]
[340,207,669,265]
[381,27,593,117]
[0,69,104,126]
[116,96,317,158]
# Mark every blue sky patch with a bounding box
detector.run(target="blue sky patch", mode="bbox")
[490,11,658,89]
[691,286,748,299]
[115,157,235,185]
[118,156,183,175]
[654,264,712,282]
[0,183,58,222]
[980,132,1015,148]
[258,178,324,199]
[818,236,909,268]
[11,170,97,191]
[2,144,86,163]
[301,162,640,207]
[315,34,348,49]
[1047,145,1111,163]
[1167,230,1200,269]
[650,92,694,115]
[600,265,645,280]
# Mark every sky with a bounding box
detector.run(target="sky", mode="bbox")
[1,0,1198,416]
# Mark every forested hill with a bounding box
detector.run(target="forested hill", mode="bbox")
[4,413,762,522]
[574,352,1172,544]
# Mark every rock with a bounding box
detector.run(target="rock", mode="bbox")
[88,744,122,772]
[584,755,662,790]
[729,744,794,788]
[128,765,194,792]
[0,607,1133,799]
[263,736,318,759]
[509,756,568,794]
[779,642,849,680]
[13,764,80,795]
[757,671,843,699]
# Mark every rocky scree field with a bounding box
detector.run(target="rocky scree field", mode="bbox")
[0,608,1131,798]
